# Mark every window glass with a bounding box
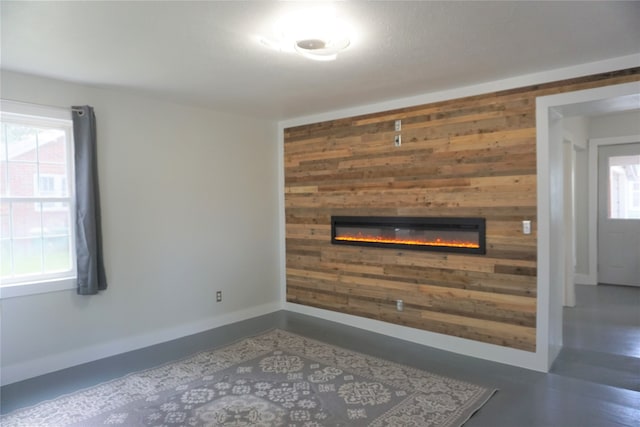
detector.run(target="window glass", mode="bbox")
[609,154,640,219]
[0,109,75,285]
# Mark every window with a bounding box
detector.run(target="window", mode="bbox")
[608,154,640,219]
[34,174,67,211]
[0,101,76,296]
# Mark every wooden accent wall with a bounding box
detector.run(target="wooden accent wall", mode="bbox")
[284,68,640,352]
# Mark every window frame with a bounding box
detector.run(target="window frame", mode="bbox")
[0,100,77,299]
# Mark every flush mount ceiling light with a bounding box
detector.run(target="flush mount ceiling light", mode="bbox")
[258,7,353,61]
[294,36,351,61]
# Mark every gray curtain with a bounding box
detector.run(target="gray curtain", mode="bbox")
[72,106,107,295]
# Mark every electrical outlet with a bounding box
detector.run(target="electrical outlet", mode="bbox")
[216,291,222,302]
[394,119,402,132]
[394,134,402,147]
[522,220,531,235]
[396,299,404,312]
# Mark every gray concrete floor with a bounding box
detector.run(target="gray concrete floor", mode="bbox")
[1,284,639,426]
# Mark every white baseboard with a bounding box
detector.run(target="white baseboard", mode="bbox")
[1,302,281,386]
[285,302,548,373]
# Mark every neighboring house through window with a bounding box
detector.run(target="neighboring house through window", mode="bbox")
[35,174,67,211]
[0,100,77,297]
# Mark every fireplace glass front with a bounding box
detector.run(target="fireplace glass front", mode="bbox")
[331,216,486,255]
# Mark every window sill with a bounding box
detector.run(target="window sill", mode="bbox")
[0,277,76,299]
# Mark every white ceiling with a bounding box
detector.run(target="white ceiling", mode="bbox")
[2,1,639,120]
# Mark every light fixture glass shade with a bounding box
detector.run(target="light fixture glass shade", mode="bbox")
[258,6,353,61]
[294,37,351,61]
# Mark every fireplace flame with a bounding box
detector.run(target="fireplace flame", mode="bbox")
[335,234,480,249]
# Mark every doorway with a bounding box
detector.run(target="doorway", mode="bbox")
[552,127,640,390]
[536,80,640,371]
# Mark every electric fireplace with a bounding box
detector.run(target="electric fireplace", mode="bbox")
[331,216,486,255]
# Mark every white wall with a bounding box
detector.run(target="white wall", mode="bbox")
[0,71,281,384]
[589,110,640,138]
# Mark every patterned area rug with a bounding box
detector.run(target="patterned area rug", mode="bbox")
[1,329,496,426]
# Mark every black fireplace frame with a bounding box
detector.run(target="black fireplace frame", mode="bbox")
[331,216,486,255]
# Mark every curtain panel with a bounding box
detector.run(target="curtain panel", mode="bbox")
[72,106,107,295]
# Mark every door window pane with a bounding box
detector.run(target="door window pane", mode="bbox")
[609,154,640,219]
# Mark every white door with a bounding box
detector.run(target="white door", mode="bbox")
[597,142,640,286]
